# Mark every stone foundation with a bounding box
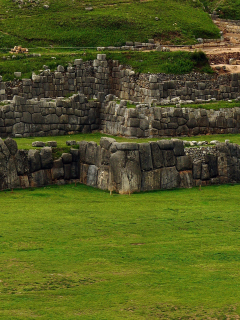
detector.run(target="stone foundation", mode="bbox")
[1,137,239,193]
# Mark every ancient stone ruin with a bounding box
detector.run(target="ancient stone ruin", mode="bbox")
[1,54,240,193]
[0,136,239,194]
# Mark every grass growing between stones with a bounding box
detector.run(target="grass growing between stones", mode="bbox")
[164,100,240,110]
[9,132,240,150]
[0,183,240,319]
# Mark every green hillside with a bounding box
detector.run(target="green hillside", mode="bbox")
[0,0,220,47]
[200,0,240,19]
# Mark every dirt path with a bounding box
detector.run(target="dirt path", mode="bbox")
[166,18,240,74]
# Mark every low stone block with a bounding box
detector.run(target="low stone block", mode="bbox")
[176,156,192,171]
[161,166,180,189]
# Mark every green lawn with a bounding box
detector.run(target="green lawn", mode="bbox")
[0,0,220,48]
[9,132,240,151]
[0,183,240,319]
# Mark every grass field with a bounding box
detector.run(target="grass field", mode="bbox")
[0,0,220,48]
[0,50,213,81]
[0,183,240,319]
[8,132,240,152]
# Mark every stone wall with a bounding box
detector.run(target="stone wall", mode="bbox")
[1,136,240,193]
[100,99,240,138]
[0,93,100,138]
[1,54,240,105]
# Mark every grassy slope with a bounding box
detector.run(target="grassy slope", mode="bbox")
[0,0,220,48]
[200,0,240,19]
[0,50,213,81]
[0,183,240,319]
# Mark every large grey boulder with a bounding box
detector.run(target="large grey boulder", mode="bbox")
[40,147,53,169]
[150,142,164,169]
[28,149,41,173]
[87,165,98,187]
[161,167,180,189]
[109,150,141,193]
[100,137,116,150]
[163,150,176,167]
[85,141,97,165]
[30,169,52,187]
[176,155,192,171]
[70,148,80,162]
[4,138,18,156]
[201,164,210,180]
[97,165,109,190]
[62,153,72,164]
[51,158,64,180]
[79,141,88,163]
[15,150,29,175]
[180,171,193,188]
[158,140,174,150]
[139,143,153,171]
[141,169,161,191]
[193,161,202,179]
[70,162,79,179]
[6,157,20,189]
[207,154,218,178]
[116,142,139,151]
[172,139,185,156]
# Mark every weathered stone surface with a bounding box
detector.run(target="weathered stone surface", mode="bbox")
[85,141,97,165]
[97,165,109,190]
[62,153,72,164]
[218,153,228,176]
[40,147,53,169]
[101,148,111,165]
[161,166,180,189]
[141,169,161,191]
[4,138,18,156]
[201,164,210,180]
[100,137,116,150]
[109,150,125,190]
[139,143,153,171]
[179,171,193,188]
[163,150,176,167]
[64,164,71,180]
[15,150,29,175]
[28,149,41,173]
[192,161,202,179]
[109,150,141,193]
[87,165,98,187]
[80,163,89,184]
[6,157,20,188]
[158,140,174,150]
[30,169,52,187]
[116,142,139,151]
[172,139,185,156]
[150,142,164,169]
[32,141,46,147]
[207,154,218,178]
[79,141,88,163]
[19,175,30,188]
[51,159,64,180]
[70,162,79,179]
[70,148,80,162]
[176,155,192,171]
